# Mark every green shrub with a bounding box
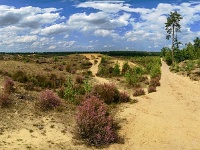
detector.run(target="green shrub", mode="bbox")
[150,64,161,79]
[96,66,110,77]
[185,60,195,72]
[113,61,120,76]
[121,62,131,75]
[83,79,92,94]
[198,59,200,67]
[124,68,141,86]
[165,51,172,65]
[64,76,77,103]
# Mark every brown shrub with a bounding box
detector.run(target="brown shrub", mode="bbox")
[150,78,161,87]
[148,86,157,93]
[0,93,12,108]
[133,89,145,96]
[75,75,84,84]
[4,77,15,93]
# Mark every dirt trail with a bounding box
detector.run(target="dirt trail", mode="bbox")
[108,61,200,150]
[83,54,110,84]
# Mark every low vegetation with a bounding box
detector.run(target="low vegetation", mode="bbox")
[133,88,145,97]
[76,96,118,146]
[39,89,62,110]
[0,52,162,148]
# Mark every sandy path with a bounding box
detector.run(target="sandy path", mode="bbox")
[83,54,110,84]
[108,61,200,150]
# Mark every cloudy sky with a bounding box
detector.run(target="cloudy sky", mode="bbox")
[0,0,200,52]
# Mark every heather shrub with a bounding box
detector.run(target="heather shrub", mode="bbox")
[139,76,148,82]
[0,92,12,108]
[81,61,92,69]
[24,82,35,91]
[4,77,15,93]
[118,91,130,103]
[150,77,161,87]
[94,59,98,64]
[133,89,145,96]
[76,96,118,146]
[12,70,28,83]
[148,86,157,93]
[35,74,52,88]
[58,86,65,98]
[92,83,119,104]
[65,64,72,73]
[39,89,61,110]
[71,69,77,74]
[58,65,64,71]
[75,75,84,84]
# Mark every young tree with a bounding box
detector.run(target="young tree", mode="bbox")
[165,11,183,64]
[193,37,200,57]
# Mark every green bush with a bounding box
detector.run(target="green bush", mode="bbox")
[124,66,144,86]
[185,60,195,72]
[113,61,120,76]
[83,79,92,94]
[121,62,131,75]
[198,59,200,67]
[150,64,161,79]
[64,76,77,103]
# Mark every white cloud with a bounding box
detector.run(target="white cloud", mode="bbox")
[37,24,69,35]
[49,45,57,50]
[15,35,37,43]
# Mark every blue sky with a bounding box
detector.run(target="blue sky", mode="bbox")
[0,0,200,52]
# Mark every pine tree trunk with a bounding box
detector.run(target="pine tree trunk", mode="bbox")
[172,24,174,65]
